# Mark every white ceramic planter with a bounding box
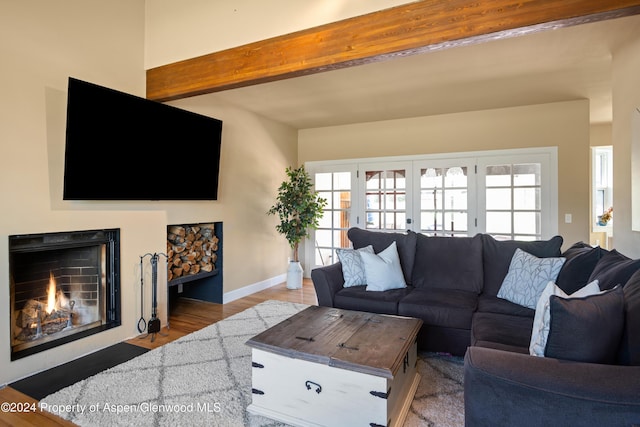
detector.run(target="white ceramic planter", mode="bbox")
[286,261,303,289]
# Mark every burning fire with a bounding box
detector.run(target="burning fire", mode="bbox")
[46,272,56,314]
[45,272,69,314]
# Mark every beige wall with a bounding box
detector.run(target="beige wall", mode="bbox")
[144,0,410,68]
[612,36,640,258]
[0,1,297,385]
[589,123,613,248]
[299,100,591,247]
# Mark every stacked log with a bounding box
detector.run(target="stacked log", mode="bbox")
[15,300,72,340]
[167,224,219,282]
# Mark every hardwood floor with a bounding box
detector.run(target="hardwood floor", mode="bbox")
[0,279,317,427]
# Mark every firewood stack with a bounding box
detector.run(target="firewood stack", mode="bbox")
[167,224,219,282]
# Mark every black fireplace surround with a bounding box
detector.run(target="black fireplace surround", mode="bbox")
[9,229,121,360]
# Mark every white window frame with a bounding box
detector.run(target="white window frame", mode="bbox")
[592,146,613,232]
[476,151,558,240]
[305,147,558,270]
[413,158,478,236]
[358,160,414,232]
[303,163,358,276]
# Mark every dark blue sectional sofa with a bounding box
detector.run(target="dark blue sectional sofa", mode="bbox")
[310,227,640,426]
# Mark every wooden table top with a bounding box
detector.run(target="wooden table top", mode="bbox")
[246,306,422,379]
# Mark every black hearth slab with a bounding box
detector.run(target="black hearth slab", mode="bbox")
[8,342,148,400]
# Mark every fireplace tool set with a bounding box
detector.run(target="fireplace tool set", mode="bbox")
[138,252,167,342]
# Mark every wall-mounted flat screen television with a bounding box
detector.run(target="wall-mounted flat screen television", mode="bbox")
[63,77,222,200]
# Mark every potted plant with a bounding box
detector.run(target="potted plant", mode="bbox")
[268,165,327,289]
[598,206,613,226]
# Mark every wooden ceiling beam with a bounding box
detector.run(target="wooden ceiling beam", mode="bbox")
[146,0,640,102]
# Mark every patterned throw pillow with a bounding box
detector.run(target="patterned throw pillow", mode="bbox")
[336,245,374,287]
[497,248,566,309]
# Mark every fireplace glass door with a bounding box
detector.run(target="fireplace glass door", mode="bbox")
[9,229,120,360]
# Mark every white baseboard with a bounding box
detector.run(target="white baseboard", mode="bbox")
[223,274,287,304]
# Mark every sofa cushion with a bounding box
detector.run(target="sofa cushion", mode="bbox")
[497,248,565,309]
[561,241,592,255]
[333,285,412,315]
[411,233,484,293]
[481,234,563,297]
[470,340,530,354]
[588,249,640,290]
[471,312,533,352]
[398,289,477,329]
[336,245,374,287]
[476,295,535,317]
[619,270,640,366]
[529,280,600,357]
[360,241,407,291]
[348,227,417,285]
[556,243,605,294]
[545,285,624,364]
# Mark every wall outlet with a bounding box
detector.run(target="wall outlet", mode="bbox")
[565,213,572,223]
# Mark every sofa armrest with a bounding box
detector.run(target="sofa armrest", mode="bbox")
[310,262,345,307]
[464,346,640,427]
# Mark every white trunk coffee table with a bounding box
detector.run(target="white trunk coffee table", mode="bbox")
[246,305,422,427]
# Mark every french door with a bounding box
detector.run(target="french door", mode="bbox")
[311,164,357,269]
[476,153,555,241]
[413,159,476,236]
[359,162,413,232]
[305,148,557,271]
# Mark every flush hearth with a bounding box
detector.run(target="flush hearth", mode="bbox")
[9,229,121,360]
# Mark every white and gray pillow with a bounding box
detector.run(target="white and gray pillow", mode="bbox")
[336,245,374,287]
[497,248,566,309]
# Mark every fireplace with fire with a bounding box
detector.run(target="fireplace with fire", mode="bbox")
[9,229,120,360]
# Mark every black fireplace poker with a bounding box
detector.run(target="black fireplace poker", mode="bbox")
[137,256,146,334]
[139,252,168,342]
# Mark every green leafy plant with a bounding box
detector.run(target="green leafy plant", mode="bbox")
[268,165,327,262]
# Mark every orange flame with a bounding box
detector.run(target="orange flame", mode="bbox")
[46,272,56,314]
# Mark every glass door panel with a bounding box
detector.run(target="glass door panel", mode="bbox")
[361,162,412,231]
[310,169,355,268]
[414,161,474,236]
[483,162,542,240]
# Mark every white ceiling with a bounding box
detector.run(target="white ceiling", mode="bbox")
[203,14,640,130]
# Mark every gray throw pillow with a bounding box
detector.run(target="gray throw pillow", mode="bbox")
[545,285,624,364]
[619,269,640,365]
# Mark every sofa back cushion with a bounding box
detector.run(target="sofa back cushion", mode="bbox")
[347,227,417,285]
[619,269,640,366]
[411,233,484,293]
[556,243,606,294]
[588,249,640,291]
[481,234,564,297]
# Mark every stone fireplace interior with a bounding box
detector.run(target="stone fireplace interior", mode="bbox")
[9,229,121,360]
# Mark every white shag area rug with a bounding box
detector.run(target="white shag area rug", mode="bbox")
[40,300,464,426]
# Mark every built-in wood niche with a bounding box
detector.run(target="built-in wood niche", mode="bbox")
[166,222,223,311]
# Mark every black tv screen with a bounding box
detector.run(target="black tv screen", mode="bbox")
[63,77,222,200]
